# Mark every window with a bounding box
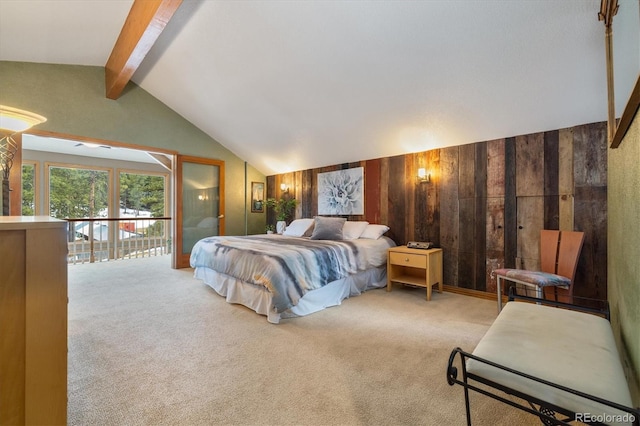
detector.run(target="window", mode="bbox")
[118,171,168,241]
[119,171,166,217]
[47,165,110,219]
[35,151,171,263]
[21,162,37,215]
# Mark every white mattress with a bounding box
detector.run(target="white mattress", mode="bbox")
[194,265,387,323]
[468,302,634,425]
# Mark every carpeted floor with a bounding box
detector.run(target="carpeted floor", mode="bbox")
[67,255,538,425]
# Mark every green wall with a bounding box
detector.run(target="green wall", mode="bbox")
[608,107,640,405]
[0,61,266,236]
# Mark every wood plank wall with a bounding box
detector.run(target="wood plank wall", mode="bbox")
[266,121,608,300]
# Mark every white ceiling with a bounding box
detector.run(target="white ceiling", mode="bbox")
[1,0,639,176]
[22,134,159,164]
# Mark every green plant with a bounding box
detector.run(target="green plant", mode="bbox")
[265,224,275,232]
[265,197,297,221]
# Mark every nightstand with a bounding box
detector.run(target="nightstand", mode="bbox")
[387,246,443,301]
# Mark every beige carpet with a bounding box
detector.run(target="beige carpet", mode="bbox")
[67,255,538,425]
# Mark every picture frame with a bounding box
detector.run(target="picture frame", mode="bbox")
[251,181,265,213]
[317,167,364,215]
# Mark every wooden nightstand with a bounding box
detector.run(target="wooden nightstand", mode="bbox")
[387,246,443,301]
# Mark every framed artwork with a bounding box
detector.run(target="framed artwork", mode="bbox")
[251,182,264,213]
[317,167,364,215]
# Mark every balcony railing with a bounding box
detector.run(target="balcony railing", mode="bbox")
[66,217,172,264]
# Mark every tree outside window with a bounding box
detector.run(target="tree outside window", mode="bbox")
[49,166,109,219]
[119,172,166,238]
[22,163,35,215]
[119,172,165,217]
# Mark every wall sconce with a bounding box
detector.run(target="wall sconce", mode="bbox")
[417,168,430,183]
[0,105,47,216]
[280,183,289,193]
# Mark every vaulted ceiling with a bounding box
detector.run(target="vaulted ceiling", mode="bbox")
[1,0,638,176]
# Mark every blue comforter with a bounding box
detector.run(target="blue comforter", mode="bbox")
[190,235,370,313]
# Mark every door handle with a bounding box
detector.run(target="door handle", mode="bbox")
[218,214,225,219]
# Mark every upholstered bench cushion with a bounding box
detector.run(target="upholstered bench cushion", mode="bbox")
[493,268,571,287]
[468,302,633,425]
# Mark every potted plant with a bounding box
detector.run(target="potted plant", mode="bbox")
[265,224,275,234]
[265,197,297,234]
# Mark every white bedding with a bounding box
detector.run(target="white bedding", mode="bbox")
[191,235,395,323]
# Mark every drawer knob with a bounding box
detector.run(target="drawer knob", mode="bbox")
[405,257,409,262]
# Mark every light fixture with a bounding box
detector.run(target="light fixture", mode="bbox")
[81,142,101,149]
[280,183,289,193]
[0,105,47,216]
[417,168,430,183]
[0,105,47,133]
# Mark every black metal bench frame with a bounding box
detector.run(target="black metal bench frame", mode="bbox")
[446,288,640,426]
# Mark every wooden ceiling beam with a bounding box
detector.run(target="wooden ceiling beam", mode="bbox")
[148,152,173,171]
[105,0,183,100]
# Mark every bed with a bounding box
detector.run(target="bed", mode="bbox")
[189,219,395,323]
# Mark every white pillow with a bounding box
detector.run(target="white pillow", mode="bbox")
[342,221,369,240]
[197,217,217,229]
[282,218,314,237]
[359,224,389,239]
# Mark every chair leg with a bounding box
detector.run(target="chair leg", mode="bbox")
[544,286,559,302]
[496,276,503,313]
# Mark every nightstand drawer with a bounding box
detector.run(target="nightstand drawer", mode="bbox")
[389,252,427,268]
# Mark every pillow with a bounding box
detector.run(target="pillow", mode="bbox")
[359,224,389,239]
[342,221,369,240]
[310,216,346,240]
[301,220,315,237]
[282,218,314,237]
[197,217,217,229]
[184,217,202,228]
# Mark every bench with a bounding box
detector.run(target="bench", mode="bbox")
[446,289,640,425]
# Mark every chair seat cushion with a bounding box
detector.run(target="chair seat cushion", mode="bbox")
[493,268,571,287]
[468,302,633,425]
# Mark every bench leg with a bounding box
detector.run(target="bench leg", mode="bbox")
[463,384,472,425]
[537,405,558,426]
